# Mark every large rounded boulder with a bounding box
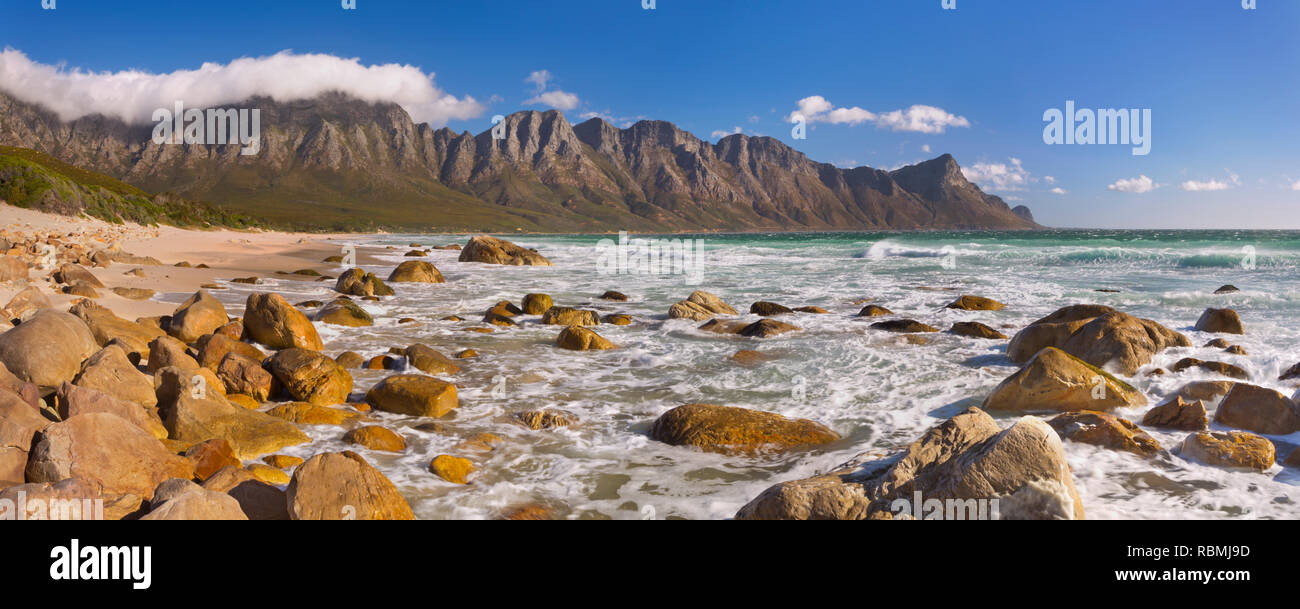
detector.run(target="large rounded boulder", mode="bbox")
[983,347,1146,412]
[457,235,552,266]
[0,310,99,388]
[243,293,324,351]
[286,451,415,520]
[387,260,445,283]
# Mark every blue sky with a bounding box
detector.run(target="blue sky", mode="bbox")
[1,0,1297,228]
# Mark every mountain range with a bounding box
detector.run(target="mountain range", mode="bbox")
[0,90,1038,232]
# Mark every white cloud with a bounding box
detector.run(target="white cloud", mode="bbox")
[525,90,580,111]
[786,95,874,125]
[1292,180,1300,191]
[875,105,970,134]
[921,144,931,153]
[523,69,580,111]
[711,126,742,139]
[1179,179,1231,191]
[962,157,1031,192]
[1108,175,1159,193]
[0,48,485,126]
[786,96,969,134]
[1044,175,1056,184]
[1050,187,1066,195]
[1179,169,1240,192]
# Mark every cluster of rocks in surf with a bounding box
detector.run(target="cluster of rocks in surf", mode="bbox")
[2,224,1295,521]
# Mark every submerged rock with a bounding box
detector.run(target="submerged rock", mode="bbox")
[1047,411,1161,456]
[649,403,838,455]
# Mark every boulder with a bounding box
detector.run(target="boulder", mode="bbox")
[315,298,374,327]
[514,409,575,430]
[366,374,458,417]
[335,268,395,297]
[73,345,158,408]
[1170,357,1249,380]
[649,403,838,455]
[336,351,364,369]
[599,290,628,301]
[1214,383,1300,435]
[602,314,632,325]
[856,304,893,317]
[541,306,600,326]
[486,301,523,317]
[982,347,1146,412]
[457,235,552,266]
[0,477,138,520]
[243,293,324,351]
[738,319,801,338]
[750,301,793,316]
[286,451,415,520]
[154,367,310,458]
[1194,308,1243,334]
[55,382,166,439]
[387,260,445,283]
[945,295,1006,311]
[0,310,98,388]
[521,293,553,315]
[343,425,407,452]
[53,263,104,288]
[404,344,460,375]
[246,463,290,485]
[196,333,266,370]
[265,402,357,425]
[147,335,199,372]
[950,321,1007,339]
[0,389,50,487]
[870,319,938,333]
[735,408,1084,520]
[429,454,474,484]
[216,353,277,402]
[668,290,737,321]
[1180,431,1274,471]
[167,290,228,343]
[266,348,353,405]
[698,319,748,334]
[555,325,615,351]
[182,439,241,481]
[1171,380,1235,403]
[111,287,155,301]
[69,300,164,358]
[1008,306,1189,375]
[1141,396,1209,431]
[1047,411,1161,456]
[202,466,290,520]
[5,286,53,321]
[25,412,194,500]
[139,483,248,520]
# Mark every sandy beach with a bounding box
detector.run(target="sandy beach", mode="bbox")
[0,203,384,319]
